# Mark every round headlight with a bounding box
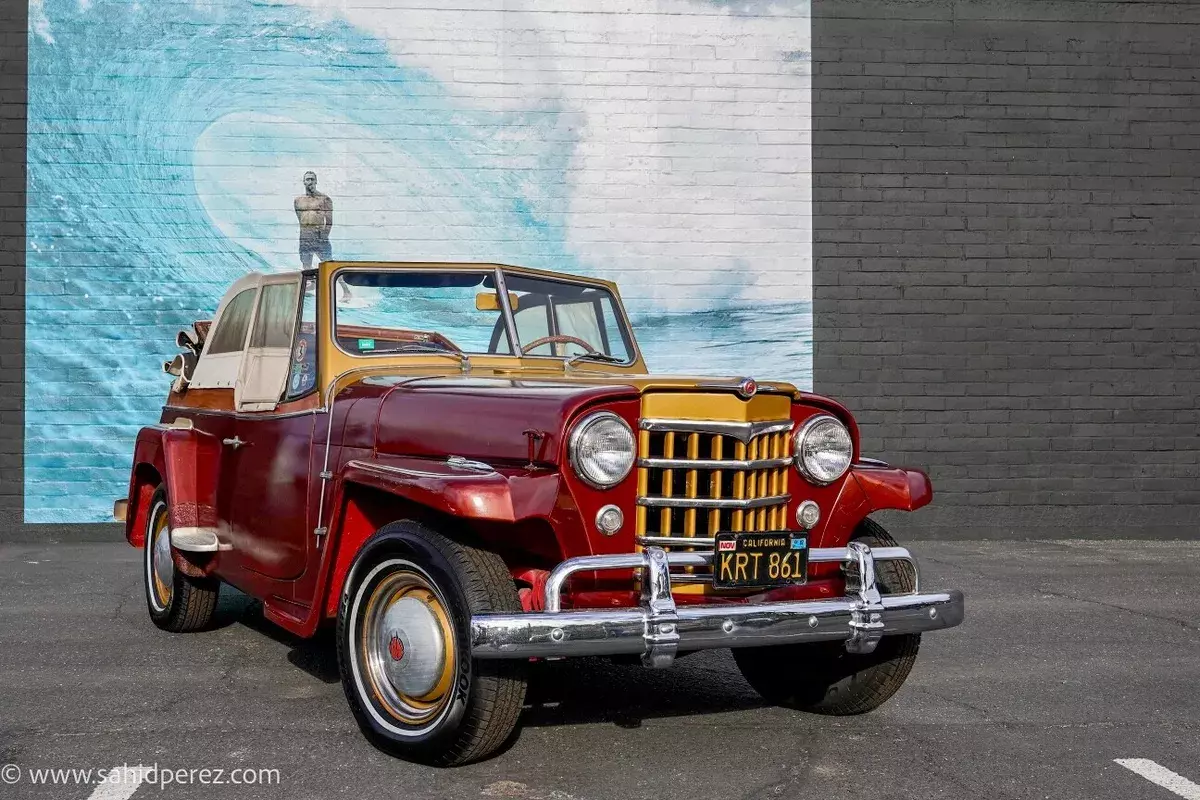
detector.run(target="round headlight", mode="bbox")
[569,412,635,489]
[794,415,853,485]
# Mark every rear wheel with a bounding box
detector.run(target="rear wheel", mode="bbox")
[143,487,219,633]
[337,520,526,766]
[733,518,921,715]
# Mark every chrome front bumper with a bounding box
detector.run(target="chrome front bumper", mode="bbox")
[471,543,965,668]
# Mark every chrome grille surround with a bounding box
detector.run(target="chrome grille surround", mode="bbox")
[635,417,794,567]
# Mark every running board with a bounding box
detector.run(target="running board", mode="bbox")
[170,526,221,553]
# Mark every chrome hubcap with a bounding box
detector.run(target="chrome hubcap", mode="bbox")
[357,565,455,726]
[376,596,446,697]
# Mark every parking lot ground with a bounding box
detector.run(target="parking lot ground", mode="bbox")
[0,538,1197,800]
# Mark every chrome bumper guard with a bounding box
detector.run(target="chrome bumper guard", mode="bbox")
[471,543,965,668]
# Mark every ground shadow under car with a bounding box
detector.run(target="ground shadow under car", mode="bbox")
[210,585,767,727]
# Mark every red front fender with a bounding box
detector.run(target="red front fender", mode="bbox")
[340,457,527,522]
[818,464,933,547]
[853,465,933,513]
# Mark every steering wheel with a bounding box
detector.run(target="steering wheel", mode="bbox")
[520,334,597,356]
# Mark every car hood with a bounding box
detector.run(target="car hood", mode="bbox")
[351,369,802,466]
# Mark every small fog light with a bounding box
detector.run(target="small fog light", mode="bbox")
[796,500,820,530]
[595,505,624,536]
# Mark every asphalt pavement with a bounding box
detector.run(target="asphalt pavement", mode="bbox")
[0,538,1197,800]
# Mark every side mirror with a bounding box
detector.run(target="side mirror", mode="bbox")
[163,352,197,393]
[475,292,520,312]
[177,328,201,353]
[163,353,186,376]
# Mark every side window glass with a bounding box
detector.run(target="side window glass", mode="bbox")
[251,282,300,349]
[285,277,318,399]
[207,288,257,355]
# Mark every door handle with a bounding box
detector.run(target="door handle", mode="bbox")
[222,436,247,449]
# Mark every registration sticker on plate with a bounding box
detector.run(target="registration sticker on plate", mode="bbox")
[712,532,809,590]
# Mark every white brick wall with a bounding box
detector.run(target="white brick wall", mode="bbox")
[26,0,811,521]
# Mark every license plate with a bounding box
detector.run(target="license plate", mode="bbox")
[712,532,809,590]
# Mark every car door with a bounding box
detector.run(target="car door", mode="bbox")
[185,278,261,552]
[227,276,316,580]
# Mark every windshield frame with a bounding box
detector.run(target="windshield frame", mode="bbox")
[327,264,641,368]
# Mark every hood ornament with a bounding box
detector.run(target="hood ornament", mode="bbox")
[737,378,757,399]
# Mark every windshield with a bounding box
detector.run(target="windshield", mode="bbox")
[333,268,635,363]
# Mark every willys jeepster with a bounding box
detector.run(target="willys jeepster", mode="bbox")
[117,261,964,766]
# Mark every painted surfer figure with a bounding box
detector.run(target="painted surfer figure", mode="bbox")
[294,171,333,269]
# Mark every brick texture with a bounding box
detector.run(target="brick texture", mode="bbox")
[0,1,27,534]
[812,0,1200,539]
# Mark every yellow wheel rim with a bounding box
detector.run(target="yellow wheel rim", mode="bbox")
[148,502,174,611]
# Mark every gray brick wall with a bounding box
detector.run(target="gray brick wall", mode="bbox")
[0,1,27,535]
[812,0,1200,539]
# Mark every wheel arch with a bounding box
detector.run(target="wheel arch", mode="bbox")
[321,479,563,620]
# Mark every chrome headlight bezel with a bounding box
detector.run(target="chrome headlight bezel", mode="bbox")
[793,414,853,485]
[568,411,635,489]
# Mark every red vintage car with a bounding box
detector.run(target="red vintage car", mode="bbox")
[117,262,964,765]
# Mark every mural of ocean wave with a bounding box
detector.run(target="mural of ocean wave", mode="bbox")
[26,0,811,522]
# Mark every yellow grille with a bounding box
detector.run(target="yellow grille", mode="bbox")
[635,419,793,550]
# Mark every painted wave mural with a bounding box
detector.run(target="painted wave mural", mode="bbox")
[26,0,812,522]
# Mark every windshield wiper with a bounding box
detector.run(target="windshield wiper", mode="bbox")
[389,344,471,372]
[565,351,624,369]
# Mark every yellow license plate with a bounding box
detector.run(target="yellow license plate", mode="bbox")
[713,532,809,590]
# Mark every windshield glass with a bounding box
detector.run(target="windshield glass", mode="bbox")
[333,268,634,363]
[494,273,633,362]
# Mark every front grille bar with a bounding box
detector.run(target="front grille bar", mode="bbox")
[637,493,790,510]
[638,456,793,470]
[639,535,717,548]
[640,418,794,444]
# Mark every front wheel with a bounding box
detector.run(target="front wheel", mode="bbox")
[733,518,921,715]
[336,520,527,766]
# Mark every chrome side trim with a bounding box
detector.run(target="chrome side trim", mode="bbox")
[637,455,793,470]
[161,406,322,421]
[346,458,494,481]
[855,457,890,468]
[470,544,961,665]
[636,493,790,510]
[313,371,430,544]
[639,418,793,444]
[694,381,790,395]
[447,455,495,473]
